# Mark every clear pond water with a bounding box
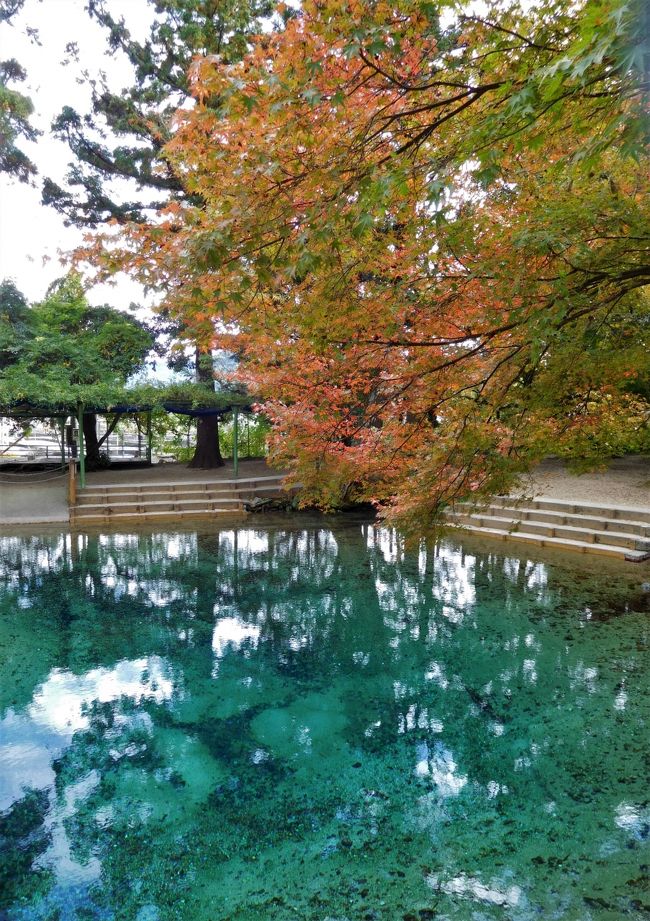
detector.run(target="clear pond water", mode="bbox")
[0,515,648,920]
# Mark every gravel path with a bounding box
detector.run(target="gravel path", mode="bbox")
[516,455,650,510]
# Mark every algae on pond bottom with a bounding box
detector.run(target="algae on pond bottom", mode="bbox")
[0,521,648,920]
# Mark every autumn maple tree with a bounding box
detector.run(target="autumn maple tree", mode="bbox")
[82,0,650,529]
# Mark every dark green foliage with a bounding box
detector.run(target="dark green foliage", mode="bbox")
[0,54,38,182]
[0,278,30,369]
[0,272,153,411]
[0,0,37,180]
[44,0,273,226]
[0,0,26,23]
[0,788,52,907]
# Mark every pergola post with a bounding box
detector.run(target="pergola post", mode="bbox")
[233,409,239,478]
[59,417,66,466]
[77,404,86,488]
[146,411,153,464]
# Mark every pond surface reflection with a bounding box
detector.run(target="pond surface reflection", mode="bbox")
[0,517,648,920]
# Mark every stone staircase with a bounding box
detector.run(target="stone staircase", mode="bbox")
[447,495,650,562]
[70,474,291,526]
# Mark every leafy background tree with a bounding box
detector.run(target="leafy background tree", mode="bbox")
[0,272,153,468]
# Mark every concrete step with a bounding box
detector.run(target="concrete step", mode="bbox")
[76,485,286,510]
[72,497,245,517]
[78,474,285,495]
[491,495,650,524]
[78,486,286,505]
[77,481,288,505]
[448,512,650,551]
[231,483,290,496]
[468,502,650,537]
[447,522,650,562]
[71,473,295,525]
[76,488,237,504]
[71,507,244,525]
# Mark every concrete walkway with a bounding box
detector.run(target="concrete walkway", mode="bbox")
[0,475,69,525]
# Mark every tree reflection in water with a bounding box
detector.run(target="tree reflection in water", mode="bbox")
[0,516,648,920]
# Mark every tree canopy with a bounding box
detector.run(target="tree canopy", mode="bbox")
[43,0,273,226]
[81,0,649,527]
[0,0,38,183]
[0,273,153,410]
[0,273,155,467]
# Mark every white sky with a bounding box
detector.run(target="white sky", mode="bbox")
[0,0,154,308]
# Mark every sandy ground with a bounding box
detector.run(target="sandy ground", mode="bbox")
[516,455,650,510]
[2,455,650,526]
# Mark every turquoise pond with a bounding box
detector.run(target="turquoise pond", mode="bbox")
[0,515,648,920]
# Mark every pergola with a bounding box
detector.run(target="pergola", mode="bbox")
[0,399,254,487]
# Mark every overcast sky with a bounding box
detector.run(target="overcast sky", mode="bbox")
[0,0,154,308]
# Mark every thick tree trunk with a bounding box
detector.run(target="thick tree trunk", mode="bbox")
[188,414,224,468]
[82,413,123,469]
[188,345,224,469]
[82,413,102,470]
